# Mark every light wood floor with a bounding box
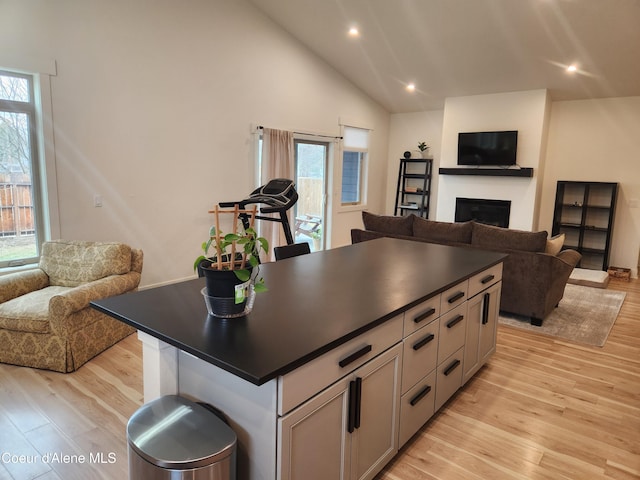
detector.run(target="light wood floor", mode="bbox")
[0,278,638,480]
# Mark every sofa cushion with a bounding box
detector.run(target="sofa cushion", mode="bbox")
[472,223,548,253]
[545,233,565,256]
[362,211,413,236]
[0,286,70,333]
[413,217,473,244]
[40,240,132,287]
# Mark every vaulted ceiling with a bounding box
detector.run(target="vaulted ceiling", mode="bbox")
[248,0,640,113]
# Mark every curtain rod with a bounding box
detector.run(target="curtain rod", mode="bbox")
[257,125,342,140]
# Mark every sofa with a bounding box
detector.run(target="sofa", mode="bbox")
[0,240,143,372]
[351,212,581,326]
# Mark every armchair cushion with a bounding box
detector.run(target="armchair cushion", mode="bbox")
[39,240,132,287]
[0,286,70,333]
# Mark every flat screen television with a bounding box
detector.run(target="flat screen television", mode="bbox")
[457,130,518,166]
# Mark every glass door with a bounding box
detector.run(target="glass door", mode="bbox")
[294,140,328,252]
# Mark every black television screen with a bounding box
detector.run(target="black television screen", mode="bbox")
[457,131,518,166]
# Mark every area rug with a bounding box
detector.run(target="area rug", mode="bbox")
[498,284,626,347]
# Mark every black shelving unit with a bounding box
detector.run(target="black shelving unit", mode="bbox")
[394,158,432,218]
[552,181,618,271]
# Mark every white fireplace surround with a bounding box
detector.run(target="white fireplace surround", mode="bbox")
[434,90,549,232]
[437,175,537,230]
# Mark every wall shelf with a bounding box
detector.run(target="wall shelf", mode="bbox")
[439,167,533,177]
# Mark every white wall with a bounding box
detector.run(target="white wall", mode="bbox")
[0,0,389,287]
[436,90,549,230]
[540,97,640,277]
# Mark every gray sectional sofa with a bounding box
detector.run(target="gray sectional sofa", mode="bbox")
[351,212,581,326]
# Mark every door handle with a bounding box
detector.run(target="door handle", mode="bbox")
[448,291,465,303]
[446,314,464,329]
[481,274,495,284]
[412,333,435,351]
[482,292,490,325]
[414,308,436,324]
[409,385,432,406]
[348,380,357,433]
[339,345,372,368]
[354,377,362,430]
[444,359,461,376]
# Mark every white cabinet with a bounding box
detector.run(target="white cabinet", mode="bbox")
[463,265,502,384]
[277,376,351,480]
[278,343,402,480]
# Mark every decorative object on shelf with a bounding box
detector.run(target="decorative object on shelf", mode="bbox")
[417,141,429,158]
[394,157,433,219]
[194,205,269,318]
[403,150,412,159]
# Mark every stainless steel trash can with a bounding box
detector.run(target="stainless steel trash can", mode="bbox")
[127,395,236,480]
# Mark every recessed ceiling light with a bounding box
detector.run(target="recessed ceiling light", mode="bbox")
[348,27,360,37]
[406,83,416,92]
[566,64,578,73]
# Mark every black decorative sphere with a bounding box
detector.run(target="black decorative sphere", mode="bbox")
[403,151,411,159]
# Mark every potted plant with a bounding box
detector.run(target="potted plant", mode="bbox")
[310,227,322,251]
[194,206,269,317]
[417,141,430,158]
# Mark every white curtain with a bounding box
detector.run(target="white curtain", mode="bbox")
[260,128,295,259]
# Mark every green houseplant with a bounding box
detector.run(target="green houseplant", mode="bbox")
[417,141,429,157]
[195,206,269,317]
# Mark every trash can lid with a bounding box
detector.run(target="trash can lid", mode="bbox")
[127,395,236,469]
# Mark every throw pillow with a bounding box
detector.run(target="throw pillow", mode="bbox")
[362,211,413,236]
[471,223,548,253]
[545,233,565,256]
[413,217,473,244]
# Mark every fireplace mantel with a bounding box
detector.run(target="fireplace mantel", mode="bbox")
[439,167,533,178]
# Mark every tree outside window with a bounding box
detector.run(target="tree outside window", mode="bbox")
[0,70,42,266]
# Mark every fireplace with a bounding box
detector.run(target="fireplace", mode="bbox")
[455,198,511,228]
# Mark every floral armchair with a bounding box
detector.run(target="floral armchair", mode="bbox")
[0,240,143,372]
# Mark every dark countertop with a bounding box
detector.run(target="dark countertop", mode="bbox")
[92,238,506,385]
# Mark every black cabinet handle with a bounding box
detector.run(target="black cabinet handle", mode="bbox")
[339,345,372,368]
[412,333,435,351]
[348,380,357,433]
[482,292,490,325]
[414,308,436,324]
[354,377,362,429]
[446,314,464,329]
[409,385,432,406]
[447,291,465,303]
[481,274,495,284]
[444,359,461,376]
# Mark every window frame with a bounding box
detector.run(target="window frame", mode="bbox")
[339,125,369,210]
[0,65,59,270]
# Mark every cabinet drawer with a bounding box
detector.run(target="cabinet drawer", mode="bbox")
[401,318,439,394]
[468,263,503,298]
[440,280,468,314]
[435,348,464,411]
[277,315,403,415]
[437,303,467,365]
[399,370,436,447]
[402,294,440,337]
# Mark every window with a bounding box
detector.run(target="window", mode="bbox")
[341,126,368,206]
[0,70,44,267]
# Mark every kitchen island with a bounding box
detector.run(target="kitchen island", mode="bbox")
[93,238,506,480]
